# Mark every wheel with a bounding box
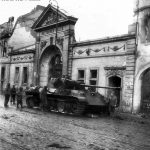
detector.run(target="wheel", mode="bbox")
[57,101,65,113]
[71,103,86,115]
[50,100,57,111]
[70,103,77,113]
[26,97,34,108]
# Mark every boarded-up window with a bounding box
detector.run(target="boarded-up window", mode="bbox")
[22,67,28,84]
[78,70,85,83]
[15,67,20,83]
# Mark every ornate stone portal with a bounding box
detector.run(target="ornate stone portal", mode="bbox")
[104,66,126,77]
[32,4,77,85]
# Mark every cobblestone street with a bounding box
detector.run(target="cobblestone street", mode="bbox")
[0,95,150,150]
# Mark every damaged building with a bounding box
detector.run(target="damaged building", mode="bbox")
[0,0,150,114]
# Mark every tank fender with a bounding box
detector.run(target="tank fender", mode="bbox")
[85,90,107,106]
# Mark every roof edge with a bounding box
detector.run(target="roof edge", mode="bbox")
[71,34,136,47]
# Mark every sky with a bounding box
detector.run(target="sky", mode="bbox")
[0,0,135,41]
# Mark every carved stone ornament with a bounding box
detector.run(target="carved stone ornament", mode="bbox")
[11,55,33,62]
[42,11,64,27]
[40,41,47,49]
[56,38,64,47]
[108,45,125,51]
[86,48,91,56]
[73,45,125,56]
[104,67,126,77]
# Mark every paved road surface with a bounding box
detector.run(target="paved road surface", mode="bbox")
[0,95,150,150]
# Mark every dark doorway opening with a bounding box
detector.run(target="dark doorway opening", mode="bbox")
[49,54,62,78]
[108,76,121,106]
[141,68,150,113]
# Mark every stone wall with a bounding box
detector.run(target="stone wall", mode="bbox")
[71,35,136,112]
[122,39,136,112]
[9,53,34,88]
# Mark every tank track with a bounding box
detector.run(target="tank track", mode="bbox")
[48,98,86,115]
[72,103,86,115]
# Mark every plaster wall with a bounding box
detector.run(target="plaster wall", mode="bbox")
[8,23,36,50]
[72,37,136,112]
[9,62,34,88]
[8,7,44,50]
[9,53,34,87]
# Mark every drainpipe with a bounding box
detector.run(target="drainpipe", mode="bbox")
[36,32,40,86]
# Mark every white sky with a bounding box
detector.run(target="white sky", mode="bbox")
[0,0,135,41]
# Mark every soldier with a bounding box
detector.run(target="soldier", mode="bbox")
[108,91,117,116]
[40,86,48,111]
[4,83,11,108]
[10,85,16,104]
[16,87,23,109]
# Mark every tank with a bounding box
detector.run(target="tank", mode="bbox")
[25,78,109,115]
[47,78,108,115]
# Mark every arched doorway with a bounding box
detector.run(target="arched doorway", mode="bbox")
[108,76,121,106]
[49,54,62,78]
[39,45,62,87]
[141,68,150,113]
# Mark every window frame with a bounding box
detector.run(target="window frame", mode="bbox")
[77,68,86,84]
[14,66,20,84]
[1,66,6,81]
[89,68,99,86]
[22,66,29,85]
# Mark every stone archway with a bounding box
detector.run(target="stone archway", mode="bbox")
[108,76,121,106]
[105,67,125,107]
[133,64,150,113]
[141,68,150,113]
[39,45,62,87]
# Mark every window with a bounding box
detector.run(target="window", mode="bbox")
[78,69,85,83]
[22,67,28,84]
[15,67,20,84]
[89,69,98,92]
[2,41,7,57]
[89,69,98,85]
[1,67,5,81]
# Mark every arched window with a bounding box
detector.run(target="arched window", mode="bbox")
[54,55,62,65]
[50,54,62,78]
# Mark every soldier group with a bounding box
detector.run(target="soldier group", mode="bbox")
[4,83,23,109]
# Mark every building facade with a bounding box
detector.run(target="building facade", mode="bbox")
[71,34,136,112]
[0,1,150,113]
[7,5,45,89]
[133,0,150,113]
[0,17,14,93]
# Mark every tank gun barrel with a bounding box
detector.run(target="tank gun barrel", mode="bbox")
[81,84,121,89]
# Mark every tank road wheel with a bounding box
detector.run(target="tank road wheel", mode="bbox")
[70,103,77,114]
[57,102,65,113]
[50,100,55,111]
[71,103,86,115]
[26,97,34,108]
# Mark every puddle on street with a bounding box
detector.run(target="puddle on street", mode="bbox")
[46,142,71,149]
